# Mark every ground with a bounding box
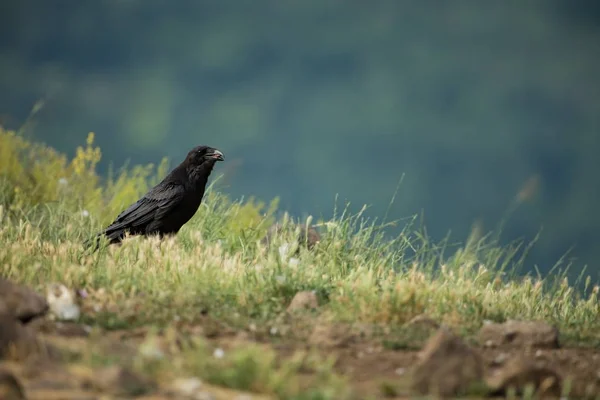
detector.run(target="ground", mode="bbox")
[3,275,600,399]
[2,131,600,399]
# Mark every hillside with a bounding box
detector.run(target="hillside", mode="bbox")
[1,129,600,399]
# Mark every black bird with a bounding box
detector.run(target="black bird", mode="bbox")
[88,145,224,248]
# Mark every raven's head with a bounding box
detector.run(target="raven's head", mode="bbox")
[186,145,224,166]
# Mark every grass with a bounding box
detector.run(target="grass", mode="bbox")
[2,126,600,398]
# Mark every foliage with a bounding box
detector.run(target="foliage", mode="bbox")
[0,127,274,241]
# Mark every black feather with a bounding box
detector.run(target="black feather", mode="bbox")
[85,145,224,250]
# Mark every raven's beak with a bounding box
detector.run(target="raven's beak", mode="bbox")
[210,150,224,161]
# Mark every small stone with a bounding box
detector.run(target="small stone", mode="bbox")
[535,349,544,358]
[411,329,484,397]
[395,368,406,376]
[172,377,203,397]
[213,348,225,359]
[287,291,318,313]
[492,353,508,366]
[46,283,80,321]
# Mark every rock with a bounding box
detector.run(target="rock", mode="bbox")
[46,283,81,321]
[478,320,559,349]
[0,369,26,400]
[411,329,485,397]
[487,356,562,398]
[0,278,48,323]
[0,310,40,360]
[92,366,150,396]
[171,377,203,397]
[287,291,318,313]
[491,352,509,366]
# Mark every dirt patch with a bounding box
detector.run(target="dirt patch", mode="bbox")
[5,318,600,399]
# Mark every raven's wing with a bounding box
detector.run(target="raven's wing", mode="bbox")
[101,182,186,239]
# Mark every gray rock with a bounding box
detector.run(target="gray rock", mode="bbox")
[0,278,48,323]
[478,320,559,349]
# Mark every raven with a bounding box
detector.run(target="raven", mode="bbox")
[88,145,224,247]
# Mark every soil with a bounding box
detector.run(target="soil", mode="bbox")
[2,317,600,399]
[2,279,600,399]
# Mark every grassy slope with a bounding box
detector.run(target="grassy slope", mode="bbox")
[1,128,600,399]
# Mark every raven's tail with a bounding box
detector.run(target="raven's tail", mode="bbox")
[83,226,128,252]
[83,232,104,252]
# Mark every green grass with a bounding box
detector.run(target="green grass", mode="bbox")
[2,126,600,398]
[5,193,598,340]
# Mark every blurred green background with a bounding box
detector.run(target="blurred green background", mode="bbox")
[1,1,598,276]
